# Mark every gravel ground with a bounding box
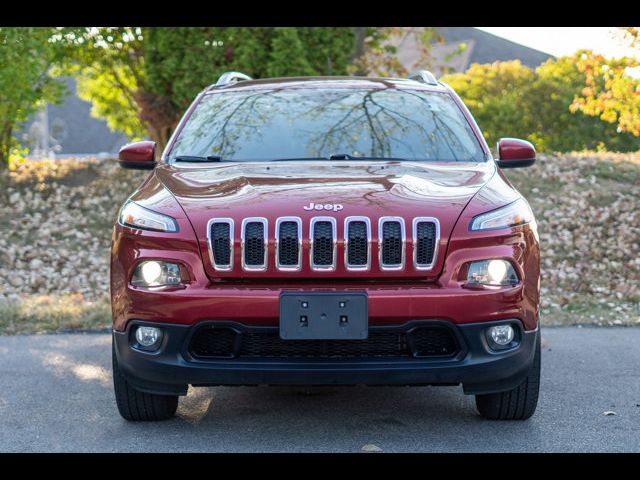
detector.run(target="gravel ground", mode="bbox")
[0,326,638,453]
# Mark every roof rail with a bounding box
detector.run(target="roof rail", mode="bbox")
[408,70,438,86]
[214,71,252,88]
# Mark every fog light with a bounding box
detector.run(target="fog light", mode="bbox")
[135,326,163,349]
[488,325,515,346]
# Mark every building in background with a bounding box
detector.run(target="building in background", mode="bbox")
[396,27,553,76]
[21,27,552,158]
[19,76,127,159]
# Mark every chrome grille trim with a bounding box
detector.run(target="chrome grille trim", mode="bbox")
[241,217,268,271]
[206,218,234,271]
[309,216,337,271]
[275,216,302,271]
[378,216,406,271]
[412,217,440,270]
[344,216,371,271]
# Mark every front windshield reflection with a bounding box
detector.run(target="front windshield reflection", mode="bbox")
[169,87,485,162]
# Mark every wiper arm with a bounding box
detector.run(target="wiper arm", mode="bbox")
[328,153,356,160]
[173,155,222,163]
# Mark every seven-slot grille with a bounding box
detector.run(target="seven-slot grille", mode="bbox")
[208,216,439,272]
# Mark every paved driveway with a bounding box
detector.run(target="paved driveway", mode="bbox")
[0,327,638,452]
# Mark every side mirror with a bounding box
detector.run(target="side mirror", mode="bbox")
[496,138,536,168]
[118,141,157,170]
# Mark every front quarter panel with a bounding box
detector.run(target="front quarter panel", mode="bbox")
[111,173,206,331]
[442,171,540,330]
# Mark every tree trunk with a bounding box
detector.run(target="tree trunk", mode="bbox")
[135,90,181,159]
[0,125,13,170]
[351,27,368,76]
[146,123,178,159]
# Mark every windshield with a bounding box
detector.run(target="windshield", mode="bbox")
[168,87,486,162]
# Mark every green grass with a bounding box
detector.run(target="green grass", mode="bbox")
[0,294,111,335]
[587,160,639,184]
[543,298,640,326]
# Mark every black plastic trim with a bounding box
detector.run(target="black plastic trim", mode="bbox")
[113,318,538,396]
[119,160,157,170]
[496,158,535,169]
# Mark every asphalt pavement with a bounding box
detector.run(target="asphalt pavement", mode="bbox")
[0,327,638,452]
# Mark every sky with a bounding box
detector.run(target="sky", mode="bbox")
[476,27,639,59]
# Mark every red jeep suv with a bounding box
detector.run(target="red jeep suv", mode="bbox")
[111,71,541,421]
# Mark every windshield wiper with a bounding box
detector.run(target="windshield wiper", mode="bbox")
[328,154,410,161]
[173,155,222,163]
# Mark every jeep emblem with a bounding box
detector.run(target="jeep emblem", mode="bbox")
[303,202,344,212]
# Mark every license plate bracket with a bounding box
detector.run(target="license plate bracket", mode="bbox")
[279,292,368,340]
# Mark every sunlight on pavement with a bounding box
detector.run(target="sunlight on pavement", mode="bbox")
[39,351,111,388]
[178,387,215,425]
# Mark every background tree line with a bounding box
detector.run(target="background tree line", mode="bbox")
[1,26,639,169]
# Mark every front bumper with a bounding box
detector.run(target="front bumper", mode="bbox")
[113,319,539,396]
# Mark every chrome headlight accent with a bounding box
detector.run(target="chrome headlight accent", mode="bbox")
[118,200,179,233]
[470,198,533,231]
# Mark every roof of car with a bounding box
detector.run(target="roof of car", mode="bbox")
[204,75,450,94]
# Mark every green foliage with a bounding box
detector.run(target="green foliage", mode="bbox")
[266,28,315,77]
[0,27,66,167]
[58,27,358,149]
[442,56,640,153]
[571,47,640,137]
[75,64,145,140]
[52,27,147,138]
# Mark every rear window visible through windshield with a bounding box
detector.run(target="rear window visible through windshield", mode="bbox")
[168,87,486,162]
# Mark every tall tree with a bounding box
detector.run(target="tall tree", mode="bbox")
[442,56,640,152]
[571,34,640,137]
[0,27,66,168]
[57,27,437,151]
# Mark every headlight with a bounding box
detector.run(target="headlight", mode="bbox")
[131,261,182,287]
[467,259,518,286]
[470,198,533,231]
[118,200,178,232]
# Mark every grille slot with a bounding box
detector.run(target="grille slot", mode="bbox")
[276,218,301,269]
[345,218,369,269]
[414,219,438,268]
[208,219,233,270]
[380,218,405,269]
[311,218,336,270]
[188,324,460,359]
[242,218,267,270]
[190,328,238,358]
[409,326,458,357]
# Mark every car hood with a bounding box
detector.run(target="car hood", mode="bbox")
[155,160,496,279]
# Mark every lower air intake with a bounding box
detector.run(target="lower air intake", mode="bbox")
[188,324,460,359]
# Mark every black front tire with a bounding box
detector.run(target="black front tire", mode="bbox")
[112,342,179,421]
[475,333,541,420]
